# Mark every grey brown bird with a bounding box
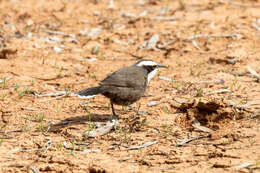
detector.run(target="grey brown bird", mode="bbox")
[75,59,167,118]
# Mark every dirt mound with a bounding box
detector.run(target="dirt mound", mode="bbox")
[175,99,244,131]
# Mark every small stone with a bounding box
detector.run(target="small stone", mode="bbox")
[27,19,34,26]
[147,101,159,107]
[53,46,63,53]
[88,28,101,38]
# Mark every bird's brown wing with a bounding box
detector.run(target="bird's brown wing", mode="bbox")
[100,66,147,88]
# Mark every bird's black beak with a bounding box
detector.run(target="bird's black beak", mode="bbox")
[157,64,168,68]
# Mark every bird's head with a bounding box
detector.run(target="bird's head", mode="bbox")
[135,59,167,83]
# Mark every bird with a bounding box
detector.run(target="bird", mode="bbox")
[74,59,167,118]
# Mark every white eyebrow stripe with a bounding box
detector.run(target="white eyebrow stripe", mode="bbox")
[136,60,157,66]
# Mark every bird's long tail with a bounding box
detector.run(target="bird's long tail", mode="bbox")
[74,86,101,98]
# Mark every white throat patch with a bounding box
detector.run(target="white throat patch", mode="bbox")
[147,68,158,83]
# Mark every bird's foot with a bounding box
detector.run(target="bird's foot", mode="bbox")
[110,113,120,121]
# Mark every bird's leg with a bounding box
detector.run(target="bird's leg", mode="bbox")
[133,102,146,116]
[136,102,141,112]
[111,102,119,120]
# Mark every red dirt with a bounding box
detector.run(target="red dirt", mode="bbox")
[0,0,260,172]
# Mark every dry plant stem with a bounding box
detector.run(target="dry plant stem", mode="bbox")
[252,23,260,32]
[247,66,260,83]
[33,76,67,81]
[44,30,74,37]
[0,129,23,134]
[197,80,224,84]
[188,33,242,40]
[237,101,260,108]
[191,39,201,50]
[40,95,67,102]
[42,139,52,153]
[84,119,119,138]
[21,107,38,111]
[151,16,179,21]
[235,162,254,170]
[192,118,213,133]
[0,76,12,83]
[125,140,158,150]
[176,135,209,147]
[187,33,242,51]
[159,76,176,82]
[35,91,68,97]
[9,139,52,153]
[157,40,177,49]
[28,166,40,173]
[207,89,231,95]
[226,0,260,8]
[36,91,74,102]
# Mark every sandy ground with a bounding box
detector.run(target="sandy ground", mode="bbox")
[0,0,260,172]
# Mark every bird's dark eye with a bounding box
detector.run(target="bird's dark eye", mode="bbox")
[144,65,157,73]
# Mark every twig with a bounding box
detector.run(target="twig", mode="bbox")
[125,140,158,150]
[81,149,101,154]
[188,33,243,50]
[157,40,177,49]
[36,91,96,101]
[44,30,75,38]
[108,0,114,9]
[207,89,231,95]
[39,95,67,102]
[21,107,38,111]
[35,91,67,97]
[33,76,66,81]
[147,101,160,107]
[149,167,175,171]
[188,33,243,40]
[242,114,259,120]
[8,139,52,154]
[235,162,254,170]
[159,76,176,82]
[176,135,209,146]
[191,39,201,50]
[224,100,254,112]
[42,139,52,153]
[28,166,40,173]
[173,98,189,104]
[252,23,260,32]
[151,16,180,21]
[21,115,54,124]
[140,34,160,50]
[247,66,260,83]
[63,141,83,151]
[8,148,41,154]
[226,0,260,8]
[0,135,12,139]
[84,119,119,138]
[192,118,213,133]
[0,76,13,83]
[0,129,23,133]
[118,158,131,162]
[197,79,225,85]
[129,53,144,59]
[36,91,72,102]
[237,101,260,108]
